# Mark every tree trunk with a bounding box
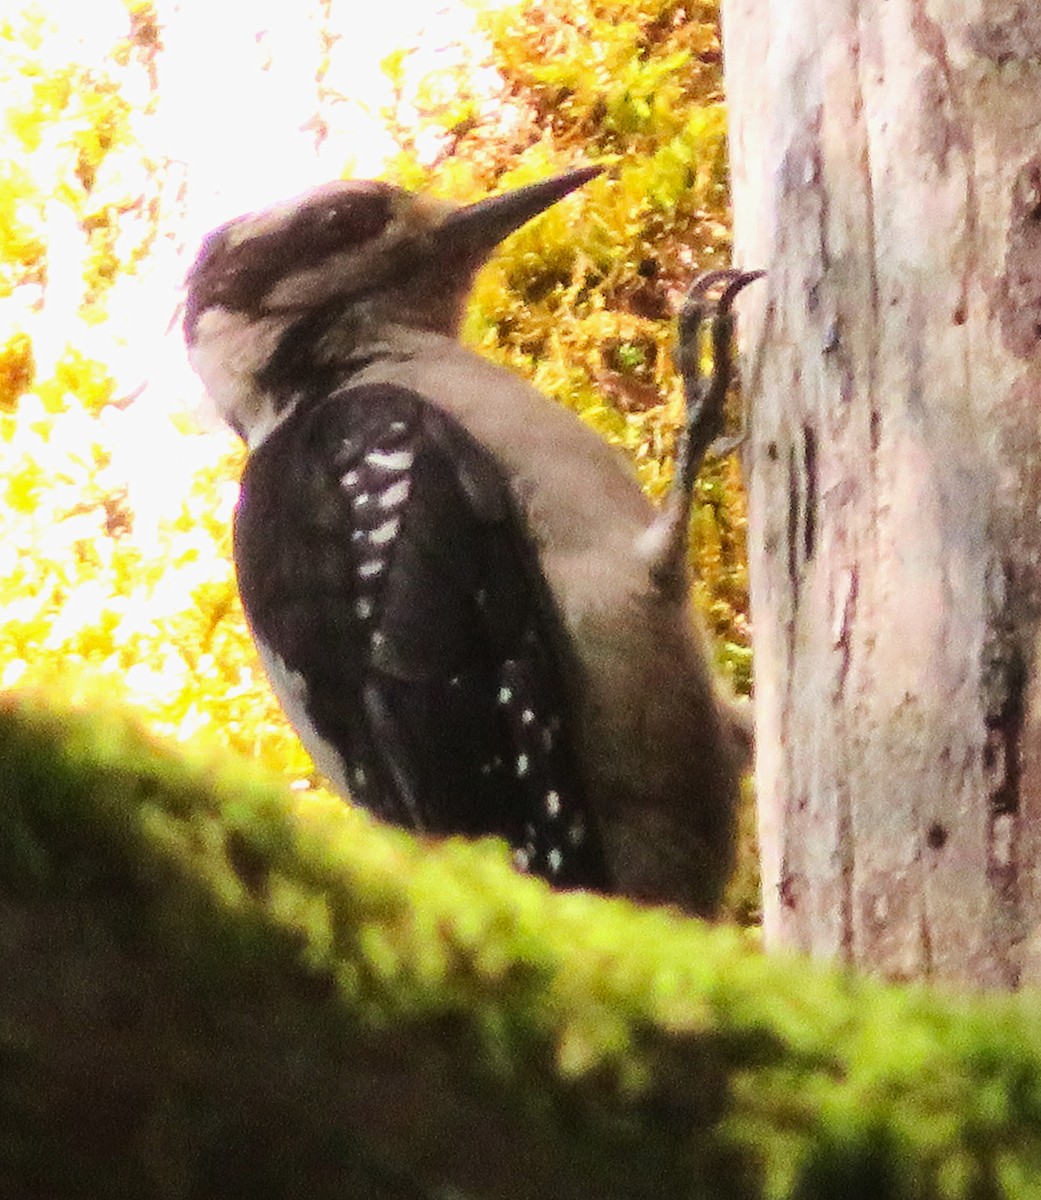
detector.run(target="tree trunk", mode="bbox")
[721,0,1041,987]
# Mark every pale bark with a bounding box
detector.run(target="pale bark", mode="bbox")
[722,0,1041,986]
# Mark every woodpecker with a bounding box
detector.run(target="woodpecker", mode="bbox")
[184,166,760,915]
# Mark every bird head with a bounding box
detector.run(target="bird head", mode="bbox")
[184,166,601,344]
[183,166,600,443]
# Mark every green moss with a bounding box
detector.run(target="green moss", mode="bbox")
[3,693,1041,1197]
[0,6,161,330]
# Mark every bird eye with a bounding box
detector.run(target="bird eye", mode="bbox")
[296,186,394,254]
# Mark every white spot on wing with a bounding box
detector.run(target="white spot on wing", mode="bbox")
[379,479,411,508]
[545,790,561,818]
[356,597,373,619]
[365,448,414,470]
[516,753,529,778]
[547,848,563,875]
[369,517,400,545]
[358,559,384,579]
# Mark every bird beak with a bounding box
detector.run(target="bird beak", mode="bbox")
[437,165,603,254]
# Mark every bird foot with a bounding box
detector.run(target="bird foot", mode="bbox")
[672,268,764,490]
[645,268,763,597]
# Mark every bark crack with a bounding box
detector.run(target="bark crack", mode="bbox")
[802,424,818,562]
[832,566,858,697]
[851,0,882,513]
[786,443,801,599]
[982,561,1028,989]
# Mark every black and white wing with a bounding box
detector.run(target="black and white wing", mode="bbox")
[233,382,609,891]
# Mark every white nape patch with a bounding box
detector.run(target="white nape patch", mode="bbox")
[253,638,350,798]
[365,448,414,470]
[187,306,296,449]
[379,479,411,508]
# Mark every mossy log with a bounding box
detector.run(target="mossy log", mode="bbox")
[2,693,1041,1199]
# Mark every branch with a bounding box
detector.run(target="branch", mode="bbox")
[1,693,1039,1198]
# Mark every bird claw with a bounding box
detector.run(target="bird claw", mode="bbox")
[673,268,765,382]
[678,266,762,311]
[647,267,763,597]
[673,267,764,481]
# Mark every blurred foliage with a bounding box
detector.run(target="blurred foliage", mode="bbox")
[0,2,314,787]
[0,382,313,780]
[0,0,756,916]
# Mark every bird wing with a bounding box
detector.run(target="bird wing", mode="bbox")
[233,381,609,891]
